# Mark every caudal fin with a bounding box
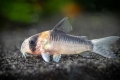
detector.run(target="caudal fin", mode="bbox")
[91,36,120,58]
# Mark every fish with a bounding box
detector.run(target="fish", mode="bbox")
[20,17,120,62]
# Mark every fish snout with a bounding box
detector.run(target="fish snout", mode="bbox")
[20,39,31,58]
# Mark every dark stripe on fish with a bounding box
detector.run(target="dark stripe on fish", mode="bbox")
[29,34,39,52]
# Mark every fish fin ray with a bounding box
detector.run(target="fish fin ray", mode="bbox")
[52,17,72,33]
[91,36,120,58]
[53,54,61,62]
[41,52,50,62]
[40,43,50,62]
[77,36,88,40]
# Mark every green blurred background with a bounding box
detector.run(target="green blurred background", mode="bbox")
[0,0,119,31]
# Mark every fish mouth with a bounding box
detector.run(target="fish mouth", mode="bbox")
[20,45,28,59]
[20,50,28,59]
[20,39,28,59]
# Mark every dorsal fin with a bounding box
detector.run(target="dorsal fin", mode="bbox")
[76,36,88,40]
[52,17,72,33]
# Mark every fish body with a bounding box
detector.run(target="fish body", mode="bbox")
[49,31,93,55]
[20,17,120,62]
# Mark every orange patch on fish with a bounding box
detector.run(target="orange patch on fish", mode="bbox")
[40,31,50,40]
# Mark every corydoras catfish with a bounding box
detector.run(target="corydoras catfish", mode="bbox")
[20,17,120,62]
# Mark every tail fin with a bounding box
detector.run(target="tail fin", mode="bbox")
[91,36,120,58]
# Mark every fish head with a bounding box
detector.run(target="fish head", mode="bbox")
[20,30,51,58]
[20,33,41,58]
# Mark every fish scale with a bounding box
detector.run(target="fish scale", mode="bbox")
[50,33,93,54]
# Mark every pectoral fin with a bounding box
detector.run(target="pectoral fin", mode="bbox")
[53,54,61,62]
[40,44,50,62]
[41,52,50,62]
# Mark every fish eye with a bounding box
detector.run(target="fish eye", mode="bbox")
[29,39,35,45]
